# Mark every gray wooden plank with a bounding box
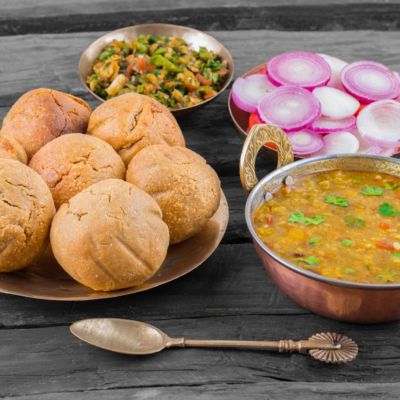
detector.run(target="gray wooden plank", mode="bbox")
[0,243,308,329]
[2,29,400,103]
[0,314,398,397]
[1,2,400,35]
[2,0,395,18]
[3,382,400,400]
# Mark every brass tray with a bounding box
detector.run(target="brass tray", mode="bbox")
[0,192,228,301]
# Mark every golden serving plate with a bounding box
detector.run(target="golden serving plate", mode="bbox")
[0,192,228,301]
[79,23,234,117]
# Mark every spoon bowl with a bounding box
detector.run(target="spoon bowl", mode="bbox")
[71,318,169,355]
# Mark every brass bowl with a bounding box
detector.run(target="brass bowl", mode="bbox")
[241,124,400,323]
[79,23,234,117]
[0,192,228,301]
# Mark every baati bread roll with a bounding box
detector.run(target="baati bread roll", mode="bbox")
[87,93,185,165]
[29,133,126,208]
[1,88,92,159]
[126,145,221,244]
[0,158,55,272]
[50,179,169,291]
[0,134,28,164]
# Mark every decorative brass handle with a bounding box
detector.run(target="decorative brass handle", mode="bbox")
[166,332,358,364]
[239,124,294,195]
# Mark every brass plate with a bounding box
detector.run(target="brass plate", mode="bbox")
[79,23,234,117]
[0,191,228,301]
[228,63,400,159]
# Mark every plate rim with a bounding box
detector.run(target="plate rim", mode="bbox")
[0,190,229,301]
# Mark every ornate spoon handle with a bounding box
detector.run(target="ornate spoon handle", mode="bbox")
[166,332,358,364]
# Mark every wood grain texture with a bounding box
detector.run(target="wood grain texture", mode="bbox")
[0,244,307,330]
[0,313,399,398]
[2,29,400,103]
[1,2,400,35]
[3,383,400,400]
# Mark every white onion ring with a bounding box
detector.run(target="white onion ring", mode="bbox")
[312,86,359,119]
[357,100,400,148]
[341,61,400,103]
[231,74,275,113]
[257,86,321,132]
[267,51,331,90]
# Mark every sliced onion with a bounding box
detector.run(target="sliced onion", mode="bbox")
[231,74,275,113]
[312,131,360,156]
[350,128,397,156]
[312,86,359,119]
[266,51,331,90]
[310,115,356,133]
[318,53,347,89]
[257,86,321,132]
[287,130,324,155]
[341,61,400,103]
[357,100,400,148]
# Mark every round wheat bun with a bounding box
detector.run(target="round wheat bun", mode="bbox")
[50,179,170,291]
[29,133,126,208]
[126,145,221,244]
[0,134,27,164]
[0,158,55,272]
[1,88,92,159]
[87,93,185,165]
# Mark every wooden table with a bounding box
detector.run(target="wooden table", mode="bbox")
[1,1,400,398]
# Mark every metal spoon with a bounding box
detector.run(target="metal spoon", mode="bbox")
[70,318,358,364]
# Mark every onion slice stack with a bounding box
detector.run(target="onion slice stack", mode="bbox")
[257,86,321,132]
[267,51,331,90]
[341,61,400,103]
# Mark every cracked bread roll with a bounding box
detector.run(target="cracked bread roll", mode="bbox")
[0,134,27,164]
[50,179,169,291]
[0,158,55,272]
[87,93,185,165]
[1,88,92,159]
[126,145,221,244]
[29,133,126,208]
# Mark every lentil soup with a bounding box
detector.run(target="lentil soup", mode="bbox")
[254,170,400,284]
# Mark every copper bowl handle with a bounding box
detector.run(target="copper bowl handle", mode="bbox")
[239,124,294,195]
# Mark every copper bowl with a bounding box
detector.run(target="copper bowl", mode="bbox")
[79,23,234,117]
[240,124,400,323]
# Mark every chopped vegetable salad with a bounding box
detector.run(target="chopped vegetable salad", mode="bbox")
[87,34,229,109]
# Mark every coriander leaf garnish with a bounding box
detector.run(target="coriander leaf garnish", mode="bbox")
[324,194,348,207]
[295,256,319,266]
[378,203,400,217]
[344,215,365,228]
[344,268,355,274]
[342,239,352,247]
[309,237,320,245]
[392,253,400,258]
[288,211,325,225]
[360,186,383,196]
